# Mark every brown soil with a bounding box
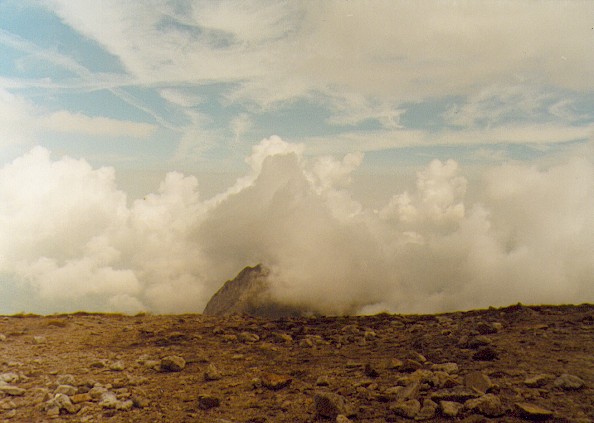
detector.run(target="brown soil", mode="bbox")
[0,304,592,422]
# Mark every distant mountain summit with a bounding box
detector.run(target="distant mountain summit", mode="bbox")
[203,265,309,318]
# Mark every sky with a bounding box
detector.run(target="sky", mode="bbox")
[0,1,593,315]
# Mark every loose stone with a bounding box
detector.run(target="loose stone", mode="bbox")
[440,400,463,417]
[160,355,186,372]
[464,393,505,417]
[464,371,492,394]
[261,373,292,391]
[314,392,354,419]
[472,346,498,361]
[109,360,126,371]
[390,399,421,418]
[431,362,459,374]
[239,331,260,343]
[0,385,26,396]
[415,398,438,420]
[54,384,77,396]
[515,402,554,420]
[553,374,585,390]
[198,394,220,410]
[204,363,223,381]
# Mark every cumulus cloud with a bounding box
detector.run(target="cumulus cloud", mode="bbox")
[1,137,593,314]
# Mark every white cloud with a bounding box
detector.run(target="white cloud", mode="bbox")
[230,113,252,142]
[1,137,593,314]
[0,88,37,146]
[159,88,204,107]
[41,1,594,117]
[300,124,594,157]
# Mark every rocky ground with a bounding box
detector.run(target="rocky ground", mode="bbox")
[0,304,592,422]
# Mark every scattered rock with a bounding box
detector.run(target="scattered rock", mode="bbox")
[0,373,19,383]
[160,356,186,372]
[524,374,552,388]
[56,374,75,385]
[261,373,292,390]
[464,371,492,394]
[431,387,481,402]
[99,391,120,409]
[33,335,47,344]
[398,380,421,400]
[314,392,354,419]
[416,398,438,420]
[45,393,79,415]
[71,393,93,404]
[515,402,554,420]
[272,332,293,343]
[553,374,585,390]
[440,400,463,417]
[465,393,505,417]
[109,360,126,371]
[467,335,493,348]
[364,363,380,378]
[386,358,404,370]
[431,362,459,374]
[0,303,590,421]
[390,399,421,418]
[472,346,498,361]
[401,359,423,372]
[316,375,331,386]
[432,370,459,388]
[204,363,223,381]
[239,331,260,343]
[0,385,26,396]
[476,321,499,334]
[0,398,17,410]
[198,394,220,410]
[54,384,77,396]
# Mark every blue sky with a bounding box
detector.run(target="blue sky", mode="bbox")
[1,1,594,314]
[1,1,593,180]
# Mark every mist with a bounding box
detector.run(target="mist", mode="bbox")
[1,136,593,315]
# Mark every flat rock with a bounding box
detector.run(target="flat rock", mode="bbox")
[0,385,26,396]
[553,374,585,390]
[431,387,481,402]
[464,371,492,394]
[524,374,552,388]
[431,362,459,374]
[515,402,554,420]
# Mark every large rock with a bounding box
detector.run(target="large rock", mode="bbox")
[203,265,309,318]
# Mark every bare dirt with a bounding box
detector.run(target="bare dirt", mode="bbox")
[0,304,592,422]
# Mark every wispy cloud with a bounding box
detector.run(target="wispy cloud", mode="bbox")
[41,111,156,138]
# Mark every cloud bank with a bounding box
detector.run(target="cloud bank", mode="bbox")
[1,137,593,314]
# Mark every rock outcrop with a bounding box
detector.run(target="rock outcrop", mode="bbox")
[203,264,309,318]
